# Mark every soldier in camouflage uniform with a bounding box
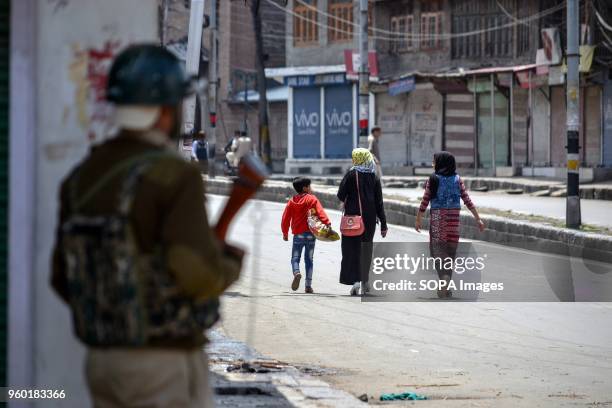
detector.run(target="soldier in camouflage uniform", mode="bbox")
[51,45,243,407]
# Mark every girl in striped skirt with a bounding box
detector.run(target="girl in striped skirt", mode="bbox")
[415,151,485,298]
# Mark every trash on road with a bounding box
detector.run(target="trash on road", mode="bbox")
[226,360,286,373]
[380,391,427,401]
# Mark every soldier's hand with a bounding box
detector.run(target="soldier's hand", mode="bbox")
[223,243,245,261]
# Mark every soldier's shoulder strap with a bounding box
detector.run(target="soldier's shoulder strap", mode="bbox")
[70,151,175,213]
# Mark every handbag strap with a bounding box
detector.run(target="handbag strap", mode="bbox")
[342,170,364,216]
[355,171,363,216]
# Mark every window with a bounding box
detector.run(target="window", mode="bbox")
[420,12,442,50]
[328,0,353,43]
[390,15,414,52]
[294,0,318,46]
[419,0,442,50]
[451,0,527,59]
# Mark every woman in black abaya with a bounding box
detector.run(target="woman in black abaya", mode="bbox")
[337,148,387,295]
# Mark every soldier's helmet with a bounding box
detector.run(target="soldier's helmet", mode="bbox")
[106,44,195,106]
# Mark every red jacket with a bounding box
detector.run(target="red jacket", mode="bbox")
[281,193,330,236]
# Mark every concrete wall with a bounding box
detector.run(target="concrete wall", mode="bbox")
[161,0,190,44]
[9,1,158,405]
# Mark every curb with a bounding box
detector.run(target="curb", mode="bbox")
[269,175,612,200]
[205,178,612,264]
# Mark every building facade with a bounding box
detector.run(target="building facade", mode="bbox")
[278,0,612,179]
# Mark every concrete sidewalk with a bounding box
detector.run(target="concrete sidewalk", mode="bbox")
[270,174,612,200]
[208,330,364,407]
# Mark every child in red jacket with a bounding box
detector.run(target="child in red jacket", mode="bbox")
[281,177,331,294]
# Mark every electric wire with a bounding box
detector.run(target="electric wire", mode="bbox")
[285,0,566,41]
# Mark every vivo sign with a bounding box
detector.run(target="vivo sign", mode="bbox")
[326,109,352,128]
[295,110,320,128]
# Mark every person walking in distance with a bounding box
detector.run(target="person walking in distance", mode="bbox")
[225,130,240,169]
[415,151,485,298]
[191,130,209,175]
[367,125,383,179]
[51,45,244,407]
[337,148,388,296]
[281,177,331,294]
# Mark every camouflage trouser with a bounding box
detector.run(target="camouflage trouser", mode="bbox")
[86,348,213,408]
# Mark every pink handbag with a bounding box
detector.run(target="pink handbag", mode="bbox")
[340,171,365,237]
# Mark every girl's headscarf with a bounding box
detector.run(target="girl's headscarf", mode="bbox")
[350,148,376,173]
[428,151,457,197]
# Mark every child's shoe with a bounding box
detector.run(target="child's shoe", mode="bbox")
[291,272,302,291]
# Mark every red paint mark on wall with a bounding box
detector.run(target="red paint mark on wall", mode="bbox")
[70,40,121,141]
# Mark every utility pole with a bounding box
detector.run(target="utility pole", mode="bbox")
[243,73,249,135]
[184,0,206,137]
[358,0,369,147]
[250,0,272,169]
[161,0,169,45]
[208,0,218,177]
[566,0,581,228]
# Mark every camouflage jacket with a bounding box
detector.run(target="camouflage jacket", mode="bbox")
[51,131,242,348]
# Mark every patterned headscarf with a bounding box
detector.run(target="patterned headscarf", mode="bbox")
[351,148,375,173]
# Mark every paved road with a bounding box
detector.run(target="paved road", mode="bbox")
[384,187,612,229]
[208,195,612,407]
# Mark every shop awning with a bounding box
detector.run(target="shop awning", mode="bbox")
[231,86,289,103]
[265,65,345,79]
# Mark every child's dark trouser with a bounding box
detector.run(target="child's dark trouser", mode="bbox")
[291,232,316,287]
